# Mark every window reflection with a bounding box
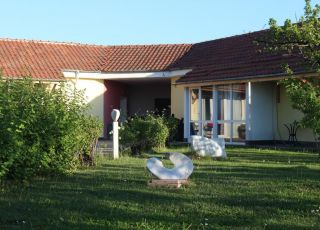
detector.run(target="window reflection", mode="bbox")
[232,84,246,121]
[190,89,199,121]
[217,85,231,121]
[201,86,213,121]
[190,122,200,136]
[233,123,246,142]
[189,84,246,143]
[203,122,213,138]
[217,123,231,142]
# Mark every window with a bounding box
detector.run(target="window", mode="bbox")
[189,83,246,143]
[216,84,246,143]
[190,88,200,136]
[201,86,213,138]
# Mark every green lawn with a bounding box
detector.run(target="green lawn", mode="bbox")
[0,147,319,229]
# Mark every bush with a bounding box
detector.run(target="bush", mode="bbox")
[163,115,180,142]
[119,114,169,155]
[76,115,102,166]
[0,77,102,180]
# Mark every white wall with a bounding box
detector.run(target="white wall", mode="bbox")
[275,85,314,142]
[171,77,185,119]
[247,82,275,140]
[69,78,106,122]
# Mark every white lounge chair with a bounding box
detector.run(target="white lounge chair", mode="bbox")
[146,152,194,180]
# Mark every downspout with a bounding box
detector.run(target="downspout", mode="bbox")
[75,70,80,85]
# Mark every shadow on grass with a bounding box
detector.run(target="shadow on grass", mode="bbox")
[227,149,319,163]
[1,148,319,229]
[0,172,254,229]
[193,164,320,183]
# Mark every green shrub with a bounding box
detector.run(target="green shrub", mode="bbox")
[0,77,102,180]
[163,115,180,142]
[119,114,169,155]
[76,115,102,166]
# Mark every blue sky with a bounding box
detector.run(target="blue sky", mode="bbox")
[0,0,317,45]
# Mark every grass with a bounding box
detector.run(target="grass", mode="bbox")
[0,147,319,229]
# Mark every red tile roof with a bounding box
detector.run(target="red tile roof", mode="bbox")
[174,31,308,84]
[0,31,309,82]
[101,44,192,72]
[0,39,191,80]
[0,39,108,80]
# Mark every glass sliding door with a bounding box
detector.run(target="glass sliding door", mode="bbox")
[188,84,246,143]
[190,88,200,136]
[216,84,246,143]
[201,86,213,138]
[217,85,231,121]
[232,84,246,121]
[232,84,246,142]
[217,85,232,141]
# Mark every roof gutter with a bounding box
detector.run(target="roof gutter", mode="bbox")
[174,70,318,86]
[62,69,192,80]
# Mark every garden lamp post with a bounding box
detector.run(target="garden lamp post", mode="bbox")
[111,109,120,159]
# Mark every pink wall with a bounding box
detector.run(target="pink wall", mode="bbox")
[104,80,127,137]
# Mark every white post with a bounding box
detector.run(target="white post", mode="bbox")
[246,82,252,141]
[212,86,218,138]
[183,87,190,141]
[111,109,120,159]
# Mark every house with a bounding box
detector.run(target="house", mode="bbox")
[0,30,316,144]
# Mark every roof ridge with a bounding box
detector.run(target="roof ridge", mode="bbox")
[108,43,192,48]
[0,37,109,48]
[0,28,268,49]
[0,38,193,50]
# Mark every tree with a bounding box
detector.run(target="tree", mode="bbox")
[260,0,320,147]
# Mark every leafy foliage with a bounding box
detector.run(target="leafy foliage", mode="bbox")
[260,0,320,143]
[281,77,320,141]
[0,77,102,180]
[76,116,102,166]
[162,115,180,142]
[119,113,169,155]
[264,0,320,68]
